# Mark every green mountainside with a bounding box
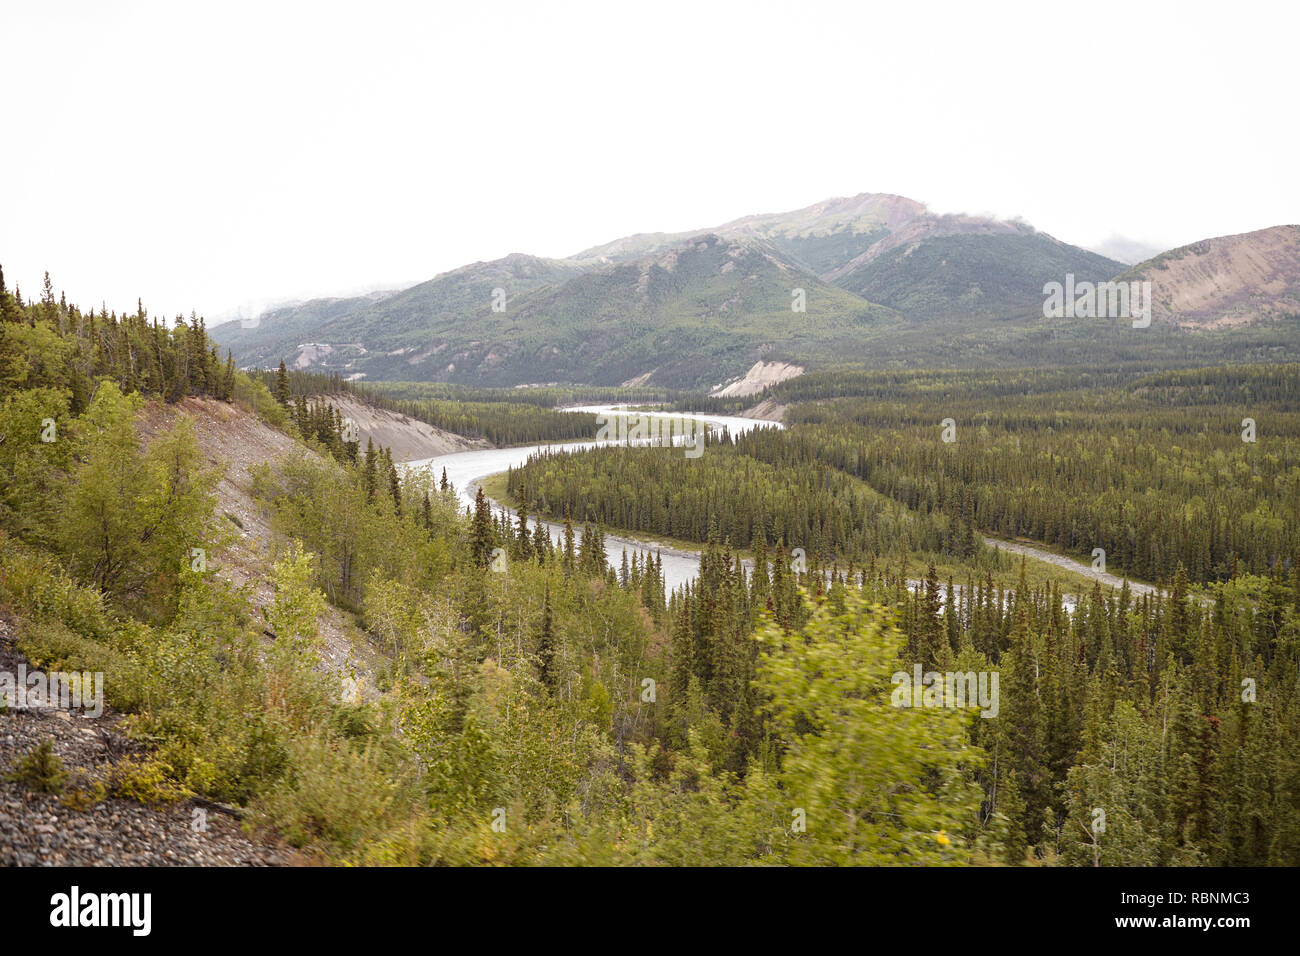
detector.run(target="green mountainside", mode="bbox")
[831,232,1125,320]
[211,194,1300,388]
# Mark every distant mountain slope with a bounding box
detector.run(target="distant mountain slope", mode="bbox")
[213,233,896,388]
[216,293,384,358]
[400,234,896,389]
[210,194,1300,386]
[1119,225,1300,327]
[574,193,925,277]
[215,253,592,373]
[574,192,1124,321]
[716,193,924,277]
[831,230,1126,319]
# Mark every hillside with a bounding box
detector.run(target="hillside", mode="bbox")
[830,230,1125,319]
[1119,224,1300,327]
[215,253,593,377]
[472,233,896,389]
[322,393,488,461]
[210,193,1300,387]
[576,192,925,276]
[217,232,899,389]
[134,397,381,687]
[576,192,1125,318]
[0,614,300,865]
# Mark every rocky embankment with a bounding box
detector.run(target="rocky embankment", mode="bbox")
[0,617,297,866]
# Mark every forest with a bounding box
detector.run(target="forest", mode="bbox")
[1,266,1298,866]
[253,367,609,446]
[771,365,1300,584]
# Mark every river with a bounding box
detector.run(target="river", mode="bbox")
[404,404,1152,605]
[404,405,779,591]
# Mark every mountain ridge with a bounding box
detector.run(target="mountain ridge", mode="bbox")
[210,194,1300,387]
[1118,224,1300,327]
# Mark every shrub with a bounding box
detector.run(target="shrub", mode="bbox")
[107,756,190,804]
[7,739,69,794]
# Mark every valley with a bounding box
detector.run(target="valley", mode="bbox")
[4,264,1299,871]
[7,0,1300,923]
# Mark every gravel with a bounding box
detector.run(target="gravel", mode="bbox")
[0,617,298,867]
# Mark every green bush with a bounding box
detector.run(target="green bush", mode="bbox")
[7,740,69,794]
[107,756,190,804]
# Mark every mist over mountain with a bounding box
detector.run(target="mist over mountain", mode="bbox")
[1086,234,1167,266]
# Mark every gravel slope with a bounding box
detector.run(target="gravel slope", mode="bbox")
[0,618,299,867]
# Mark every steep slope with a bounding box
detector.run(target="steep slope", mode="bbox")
[211,193,1300,385]
[131,396,473,684]
[1118,225,1300,327]
[322,394,488,461]
[711,360,805,397]
[831,229,1126,320]
[214,253,594,376]
[418,233,896,389]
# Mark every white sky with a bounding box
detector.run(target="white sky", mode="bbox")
[3,0,1297,321]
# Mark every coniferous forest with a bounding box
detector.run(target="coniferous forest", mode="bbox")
[3,270,1299,870]
[9,3,1300,944]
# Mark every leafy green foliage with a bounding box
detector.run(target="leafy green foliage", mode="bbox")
[6,262,1300,867]
[753,594,982,864]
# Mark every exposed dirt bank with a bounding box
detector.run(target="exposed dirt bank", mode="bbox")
[135,398,381,690]
[323,394,488,462]
[739,397,788,422]
[711,360,803,398]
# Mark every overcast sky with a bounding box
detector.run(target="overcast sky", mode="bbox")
[3,0,1296,321]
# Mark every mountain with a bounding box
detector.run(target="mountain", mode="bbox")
[828,226,1126,320]
[576,193,924,277]
[212,232,898,388]
[464,233,896,389]
[1118,225,1300,327]
[215,254,592,376]
[210,194,1300,388]
[573,193,1124,321]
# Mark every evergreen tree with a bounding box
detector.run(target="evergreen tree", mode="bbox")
[274,359,291,406]
[471,487,494,569]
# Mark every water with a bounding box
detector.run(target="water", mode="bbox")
[404,405,1098,607]
[404,405,780,591]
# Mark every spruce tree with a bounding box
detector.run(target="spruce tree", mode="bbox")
[274,359,291,406]
[471,487,494,568]
[537,586,557,690]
